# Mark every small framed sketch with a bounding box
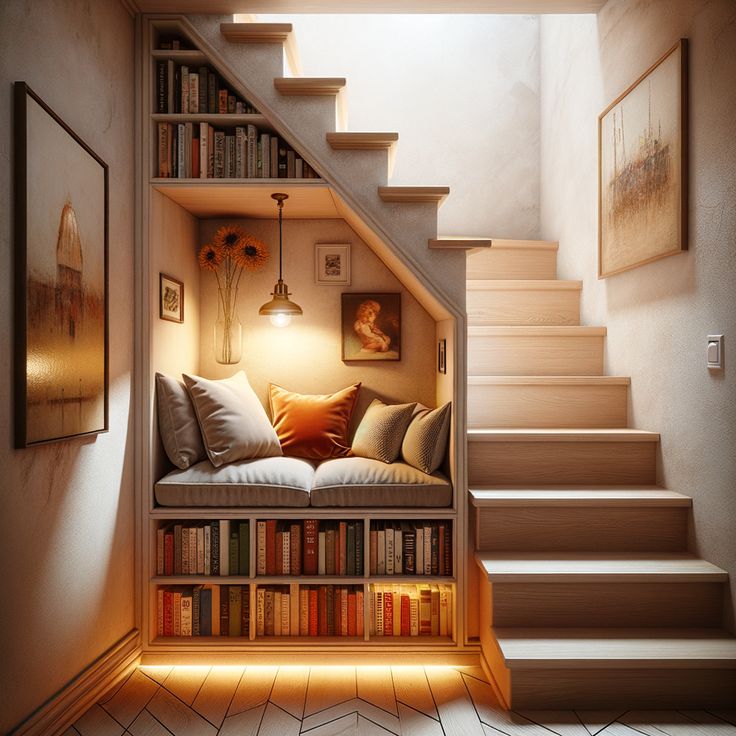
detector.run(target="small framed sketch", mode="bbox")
[438,339,447,374]
[160,273,184,323]
[315,243,351,285]
[342,292,400,361]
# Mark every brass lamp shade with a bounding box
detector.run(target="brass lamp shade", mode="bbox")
[258,279,303,317]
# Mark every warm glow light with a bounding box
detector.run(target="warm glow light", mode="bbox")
[269,312,292,328]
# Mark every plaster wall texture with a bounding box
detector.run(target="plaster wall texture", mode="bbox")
[0,0,135,730]
[539,0,736,629]
[196,218,437,429]
[259,13,541,240]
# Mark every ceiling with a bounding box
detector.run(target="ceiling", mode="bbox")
[131,1,607,14]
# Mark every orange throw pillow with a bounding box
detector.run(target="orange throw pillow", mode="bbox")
[269,383,361,460]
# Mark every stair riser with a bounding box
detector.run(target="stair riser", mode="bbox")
[509,668,736,710]
[468,441,657,485]
[467,248,557,280]
[468,382,628,428]
[468,335,604,375]
[487,581,724,628]
[476,507,686,551]
[467,288,580,326]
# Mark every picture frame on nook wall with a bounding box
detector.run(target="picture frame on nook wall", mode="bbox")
[438,338,447,374]
[13,81,109,448]
[315,243,351,285]
[341,292,401,362]
[598,39,688,278]
[160,273,184,323]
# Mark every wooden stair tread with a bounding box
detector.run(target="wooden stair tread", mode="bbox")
[469,487,691,507]
[468,375,630,385]
[326,132,398,149]
[467,428,660,442]
[428,237,492,249]
[486,239,559,250]
[274,77,346,95]
[494,628,736,668]
[221,22,302,76]
[466,279,581,291]
[469,325,606,336]
[378,186,450,204]
[475,552,727,582]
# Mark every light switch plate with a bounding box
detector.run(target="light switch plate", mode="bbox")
[707,334,724,369]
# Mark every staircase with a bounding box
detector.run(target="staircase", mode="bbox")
[466,238,736,709]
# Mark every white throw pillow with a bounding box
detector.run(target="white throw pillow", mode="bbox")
[183,371,282,467]
[156,372,206,469]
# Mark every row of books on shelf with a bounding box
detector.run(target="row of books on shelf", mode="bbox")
[156,583,453,639]
[370,584,453,638]
[157,122,318,180]
[156,520,249,577]
[156,60,257,115]
[369,521,452,577]
[257,520,364,577]
[157,584,249,637]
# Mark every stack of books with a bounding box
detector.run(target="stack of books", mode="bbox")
[157,584,249,637]
[369,521,452,576]
[369,583,453,637]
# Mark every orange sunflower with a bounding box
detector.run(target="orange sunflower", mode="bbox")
[212,225,244,254]
[233,234,269,271]
[198,242,222,271]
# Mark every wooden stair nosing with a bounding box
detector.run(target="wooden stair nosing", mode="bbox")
[274,77,346,95]
[428,237,493,249]
[326,131,398,150]
[468,325,606,337]
[494,627,736,669]
[466,279,582,291]
[467,428,660,443]
[221,22,293,43]
[378,185,450,204]
[474,552,728,583]
[469,487,692,507]
[467,375,630,386]
[487,239,559,251]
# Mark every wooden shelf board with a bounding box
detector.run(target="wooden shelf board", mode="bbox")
[489,239,559,250]
[469,487,691,507]
[428,237,493,250]
[151,48,207,65]
[151,575,457,585]
[151,113,267,125]
[475,552,727,583]
[326,132,399,150]
[274,77,346,95]
[467,428,660,443]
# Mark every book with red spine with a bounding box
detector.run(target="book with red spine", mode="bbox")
[383,590,393,636]
[289,523,301,575]
[356,590,364,637]
[164,530,174,576]
[308,588,318,636]
[303,520,319,575]
[347,592,357,637]
[299,587,309,636]
[157,589,165,636]
[400,590,411,637]
[318,586,328,636]
[326,585,335,635]
[275,530,283,576]
[265,520,277,576]
[163,589,174,637]
[338,522,347,576]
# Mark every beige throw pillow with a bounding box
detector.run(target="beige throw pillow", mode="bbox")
[401,402,452,474]
[352,398,416,463]
[155,372,206,469]
[183,371,282,467]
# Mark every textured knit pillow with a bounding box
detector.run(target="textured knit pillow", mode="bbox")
[155,372,206,469]
[183,371,282,467]
[351,398,417,463]
[401,402,452,474]
[269,383,361,460]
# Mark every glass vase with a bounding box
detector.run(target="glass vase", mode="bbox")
[214,309,242,365]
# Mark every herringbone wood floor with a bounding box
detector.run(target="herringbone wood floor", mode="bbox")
[68,664,736,735]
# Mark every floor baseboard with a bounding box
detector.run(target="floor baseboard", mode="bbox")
[9,628,141,736]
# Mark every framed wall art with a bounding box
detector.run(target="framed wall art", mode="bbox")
[438,338,447,374]
[341,292,401,361]
[315,243,351,285]
[14,82,109,447]
[598,39,688,278]
[160,273,184,323]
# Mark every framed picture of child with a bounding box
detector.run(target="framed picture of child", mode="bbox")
[341,292,401,361]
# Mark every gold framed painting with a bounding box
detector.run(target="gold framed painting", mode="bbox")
[598,39,688,278]
[14,82,109,447]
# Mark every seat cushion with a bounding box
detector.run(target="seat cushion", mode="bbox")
[310,457,452,507]
[155,456,314,507]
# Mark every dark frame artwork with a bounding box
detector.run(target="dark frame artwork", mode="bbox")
[598,39,688,278]
[341,292,401,362]
[438,338,447,374]
[14,82,109,447]
[160,273,184,323]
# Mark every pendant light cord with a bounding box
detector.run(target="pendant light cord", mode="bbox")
[278,199,283,282]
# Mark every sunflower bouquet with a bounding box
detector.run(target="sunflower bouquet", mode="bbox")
[198,225,269,363]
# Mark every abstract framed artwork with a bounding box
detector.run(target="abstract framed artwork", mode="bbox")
[341,292,401,362]
[14,82,109,447]
[160,273,184,323]
[598,39,688,278]
[315,243,351,285]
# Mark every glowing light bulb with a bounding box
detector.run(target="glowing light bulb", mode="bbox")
[269,312,292,328]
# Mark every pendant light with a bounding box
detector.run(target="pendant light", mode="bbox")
[258,192,302,327]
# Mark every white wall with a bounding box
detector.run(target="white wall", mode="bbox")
[540,1,736,628]
[258,13,541,239]
[0,0,136,730]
